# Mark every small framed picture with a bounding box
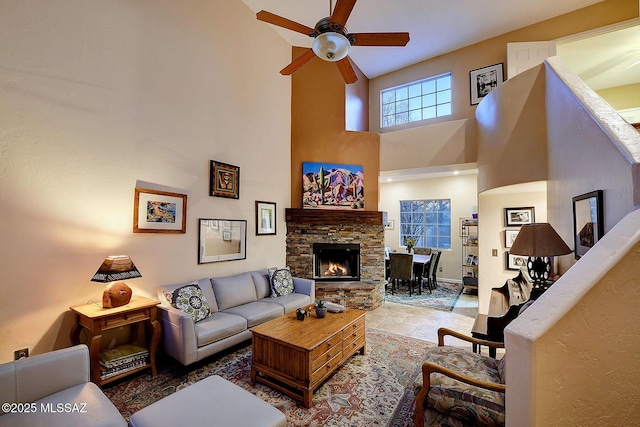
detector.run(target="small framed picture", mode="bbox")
[504,229,520,248]
[256,201,276,235]
[210,160,240,199]
[505,207,535,227]
[506,252,528,270]
[133,188,187,233]
[384,219,394,230]
[470,63,504,105]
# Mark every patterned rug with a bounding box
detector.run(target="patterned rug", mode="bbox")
[385,280,464,311]
[103,329,433,426]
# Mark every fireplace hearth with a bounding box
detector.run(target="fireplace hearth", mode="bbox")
[313,243,360,281]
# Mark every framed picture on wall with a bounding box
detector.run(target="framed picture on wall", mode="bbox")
[470,63,504,105]
[198,219,247,264]
[209,160,240,199]
[133,188,187,233]
[505,207,535,227]
[256,201,276,235]
[504,229,520,248]
[506,251,528,270]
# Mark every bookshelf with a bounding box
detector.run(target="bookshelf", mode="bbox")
[461,217,478,291]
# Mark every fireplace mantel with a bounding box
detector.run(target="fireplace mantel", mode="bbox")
[285,208,383,226]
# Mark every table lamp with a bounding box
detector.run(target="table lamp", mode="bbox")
[91,255,142,308]
[509,223,571,284]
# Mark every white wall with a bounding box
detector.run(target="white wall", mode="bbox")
[0,0,292,361]
[477,184,547,313]
[378,174,478,282]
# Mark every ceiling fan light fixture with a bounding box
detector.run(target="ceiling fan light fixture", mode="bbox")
[312,32,350,62]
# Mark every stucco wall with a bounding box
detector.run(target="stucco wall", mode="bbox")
[379,119,477,172]
[506,208,640,425]
[0,0,292,362]
[499,58,640,425]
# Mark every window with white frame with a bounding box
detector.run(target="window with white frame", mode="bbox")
[399,199,451,249]
[381,73,452,128]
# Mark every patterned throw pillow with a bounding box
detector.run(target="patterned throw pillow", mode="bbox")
[167,282,210,322]
[268,267,294,297]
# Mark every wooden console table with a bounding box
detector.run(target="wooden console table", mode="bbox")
[70,295,161,386]
[251,309,366,408]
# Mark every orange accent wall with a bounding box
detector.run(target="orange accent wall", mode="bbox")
[290,47,380,210]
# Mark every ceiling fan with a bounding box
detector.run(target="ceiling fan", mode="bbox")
[256,0,410,84]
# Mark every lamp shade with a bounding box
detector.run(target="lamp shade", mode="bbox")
[510,223,571,257]
[91,255,142,283]
[312,32,350,62]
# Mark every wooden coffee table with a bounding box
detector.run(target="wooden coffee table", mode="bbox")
[250,309,366,408]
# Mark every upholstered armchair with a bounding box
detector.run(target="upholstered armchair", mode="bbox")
[414,328,506,427]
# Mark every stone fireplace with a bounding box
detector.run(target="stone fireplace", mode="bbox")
[285,209,386,310]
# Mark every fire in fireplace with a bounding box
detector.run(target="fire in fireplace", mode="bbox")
[312,243,360,281]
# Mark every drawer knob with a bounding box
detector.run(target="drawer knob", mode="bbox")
[327,342,331,347]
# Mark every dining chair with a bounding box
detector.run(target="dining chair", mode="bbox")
[388,252,415,295]
[413,247,432,255]
[423,251,441,292]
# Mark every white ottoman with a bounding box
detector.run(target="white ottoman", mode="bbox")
[129,375,286,427]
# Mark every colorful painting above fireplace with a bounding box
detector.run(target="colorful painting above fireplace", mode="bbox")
[302,162,364,209]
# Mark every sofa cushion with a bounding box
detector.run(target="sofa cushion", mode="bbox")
[223,301,284,328]
[167,283,211,323]
[160,278,218,313]
[194,312,248,348]
[416,346,505,427]
[260,293,312,314]
[250,270,272,299]
[268,267,294,297]
[211,273,258,311]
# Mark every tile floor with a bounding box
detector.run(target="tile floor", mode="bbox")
[366,290,502,354]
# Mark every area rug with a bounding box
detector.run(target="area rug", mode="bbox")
[385,280,464,312]
[103,329,433,426]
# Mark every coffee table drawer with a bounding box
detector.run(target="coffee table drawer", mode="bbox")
[310,332,343,361]
[311,343,342,372]
[343,324,365,349]
[311,350,343,384]
[343,334,365,358]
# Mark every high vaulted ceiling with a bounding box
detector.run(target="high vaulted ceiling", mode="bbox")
[241,0,604,79]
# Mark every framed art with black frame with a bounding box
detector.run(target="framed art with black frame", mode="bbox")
[572,190,604,259]
[505,206,535,227]
[255,201,276,236]
[470,63,504,105]
[198,218,247,264]
[506,252,528,271]
[209,160,240,199]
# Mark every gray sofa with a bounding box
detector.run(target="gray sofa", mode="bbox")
[157,269,315,366]
[0,345,126,427]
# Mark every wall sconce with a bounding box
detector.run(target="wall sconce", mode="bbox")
[91,255,141,308]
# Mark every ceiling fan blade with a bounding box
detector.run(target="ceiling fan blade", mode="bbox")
[330,0,357,28]
[280,48,316,75]
[336,57,358,84]
[256,10,314,36]
[349,32,410,46]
